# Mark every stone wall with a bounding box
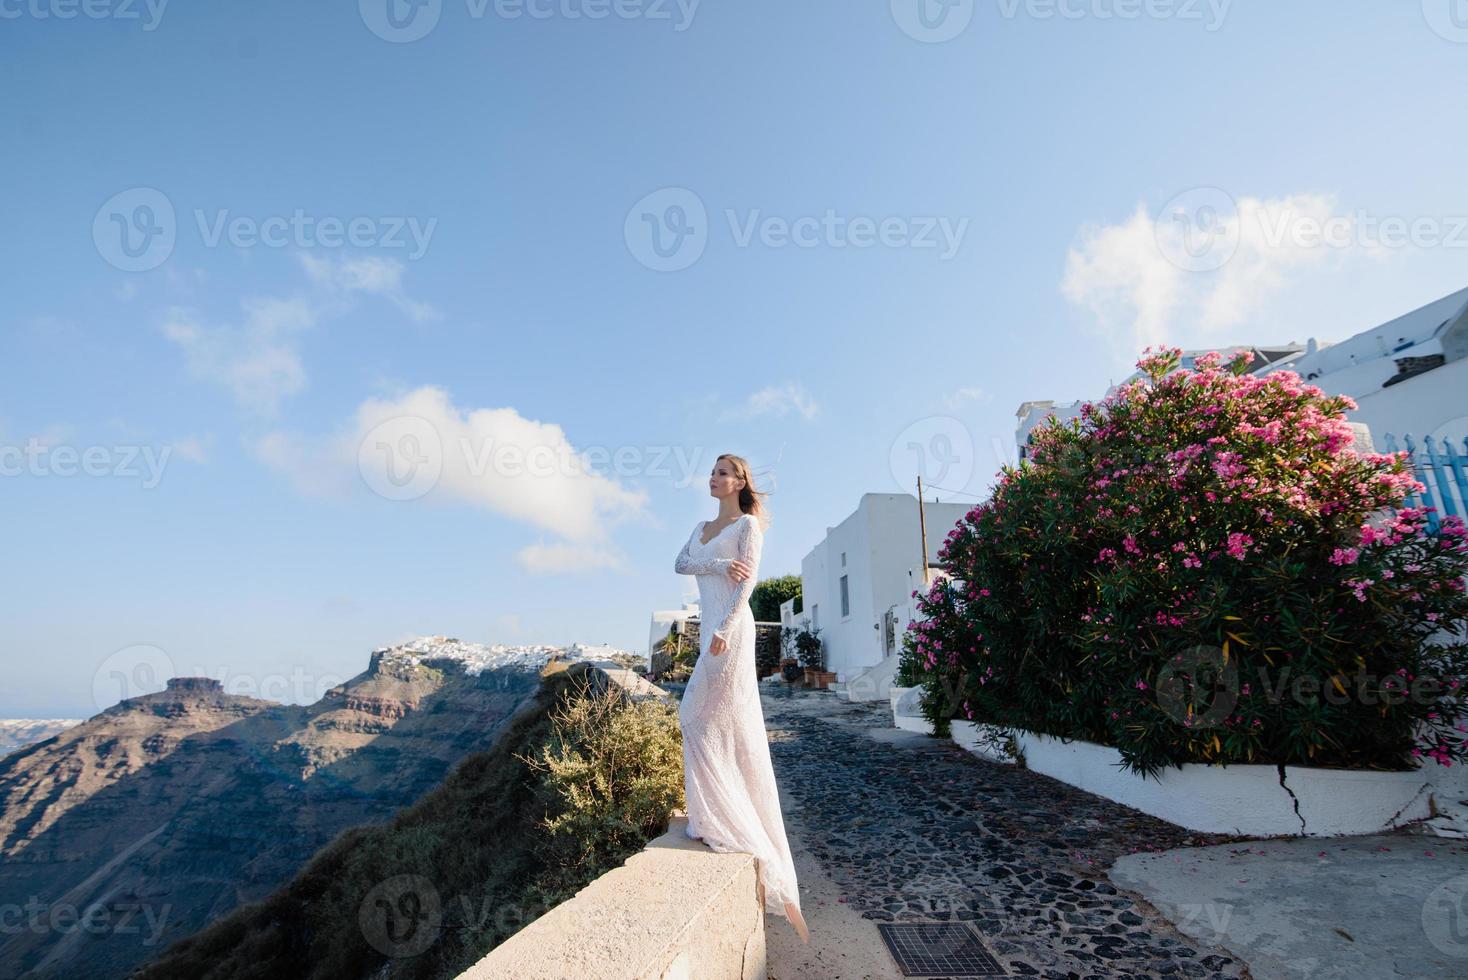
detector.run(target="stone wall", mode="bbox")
[689,621,786,673]
[652,621,784,679]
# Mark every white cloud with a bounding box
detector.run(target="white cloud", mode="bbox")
[170,434,213,464]
[517,542,623,574]
[1062,191,1385,358]
[162,298,315,416]
[720,382,819,422]
[252,385,649,574]
[11,417,207,468]
[103,417,145,438]
[1063,204,1180,352]
[941,386,989,410]
[247,429,356,497]
[161,255,437,415]
[27,423,77,448]
[298,254,438,323]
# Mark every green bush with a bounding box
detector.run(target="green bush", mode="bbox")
[895,628,922,688]
[755,626,783,678]
[909,347,1468,777]
[752,574,801,623]
[791,626,825,671]
[516,672,684,899]
[894,627,952,737]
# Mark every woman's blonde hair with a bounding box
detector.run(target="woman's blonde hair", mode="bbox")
[717,453,771,531]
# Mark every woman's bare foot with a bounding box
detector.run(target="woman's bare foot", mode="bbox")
[785,901,810,943]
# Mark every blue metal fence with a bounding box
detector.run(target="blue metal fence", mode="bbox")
[1382,433,1468,531]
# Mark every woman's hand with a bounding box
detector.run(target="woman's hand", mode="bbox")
[708,559,751,656]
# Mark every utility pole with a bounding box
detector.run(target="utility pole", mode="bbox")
[916,475,930,587]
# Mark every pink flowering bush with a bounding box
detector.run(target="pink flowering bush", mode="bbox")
[908,346,1468,777]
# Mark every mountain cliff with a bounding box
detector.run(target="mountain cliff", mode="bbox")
[0,721,84,759]
[0,637,625,980]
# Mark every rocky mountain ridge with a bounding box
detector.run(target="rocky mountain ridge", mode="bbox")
[0,720,84,758]
[0,636,632,980]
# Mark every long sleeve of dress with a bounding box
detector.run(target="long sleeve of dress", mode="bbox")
[674,525,734,576]
[713,516,761,646]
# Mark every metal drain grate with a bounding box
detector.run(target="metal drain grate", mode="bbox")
[876,922,1006,977]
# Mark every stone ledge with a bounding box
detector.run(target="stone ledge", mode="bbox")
[950,720,1018,764]
[459,814,765,980]
[889,685,934,734]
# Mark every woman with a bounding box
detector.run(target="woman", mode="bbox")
[673,453,810,943]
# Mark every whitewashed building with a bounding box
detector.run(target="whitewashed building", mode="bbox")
[1017,285,1468,459]
[1016,345,1306,460]
[779,493,970,700]
[1253,285,1468,446]
[647,602,699,659]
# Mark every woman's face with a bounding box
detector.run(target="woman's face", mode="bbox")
[709,459,744,499]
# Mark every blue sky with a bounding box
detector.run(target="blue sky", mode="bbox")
[4,1,1467,717]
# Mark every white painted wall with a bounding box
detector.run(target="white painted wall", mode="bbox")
[648,603,699,658]
[1017,287,1468,459]
[1261,286,1468,394]
[796,494,971,680]
[1017,730,1446,838]
[1350,356,1468,447]
[1015,346,1306,460]
[1256,285,1468,444]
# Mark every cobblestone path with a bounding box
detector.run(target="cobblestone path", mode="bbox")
[760,688,1250,980]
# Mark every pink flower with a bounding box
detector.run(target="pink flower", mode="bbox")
[1226,532,1254,560]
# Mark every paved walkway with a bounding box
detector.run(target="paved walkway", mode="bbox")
[1112,833,1468,979]
[757,684,1250,979]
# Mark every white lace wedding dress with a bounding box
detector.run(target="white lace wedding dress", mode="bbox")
[674,513,806,936]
